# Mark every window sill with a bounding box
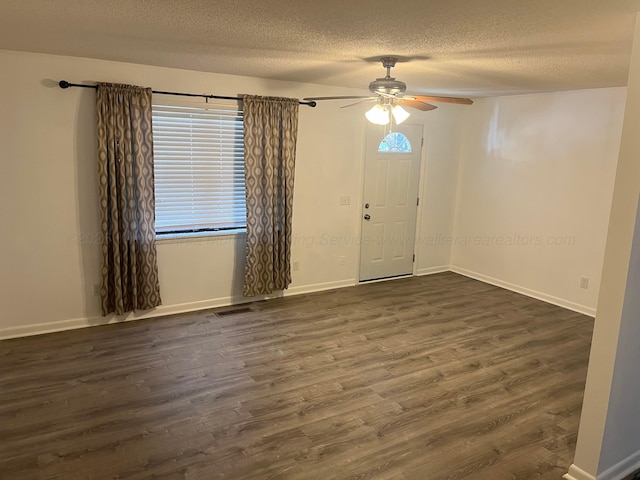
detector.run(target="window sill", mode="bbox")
[156,229,246,245]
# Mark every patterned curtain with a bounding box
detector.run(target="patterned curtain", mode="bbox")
[96,83,161,315]
[242,95,299,297]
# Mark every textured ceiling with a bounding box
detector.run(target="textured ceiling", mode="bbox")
[1,0,639,97]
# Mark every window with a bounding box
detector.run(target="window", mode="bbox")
[152,102,246,235]
[378,132,412,153]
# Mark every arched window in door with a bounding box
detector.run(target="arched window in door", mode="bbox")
[378,132,412,153]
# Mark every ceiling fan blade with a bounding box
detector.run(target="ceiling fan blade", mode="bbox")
[302,95,373,101]
[407,94,474,105]
[397,99,438,111]
[340,99,376,108]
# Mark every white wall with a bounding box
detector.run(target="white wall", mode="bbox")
[415,107,464,274]
[0,49,462,338]
[567,13,640,480]
[450,88,626,315]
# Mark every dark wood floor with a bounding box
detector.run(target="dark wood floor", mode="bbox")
[0,272,594,480]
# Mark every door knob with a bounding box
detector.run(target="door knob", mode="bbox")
[364,214,371,220]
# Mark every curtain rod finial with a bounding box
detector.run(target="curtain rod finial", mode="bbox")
[59,80,70,89]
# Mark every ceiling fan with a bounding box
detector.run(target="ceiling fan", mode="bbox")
[303,57,473,125]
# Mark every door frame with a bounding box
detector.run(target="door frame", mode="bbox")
[356,123,427,284]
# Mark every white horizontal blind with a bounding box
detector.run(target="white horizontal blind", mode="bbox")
[152,103,246,234]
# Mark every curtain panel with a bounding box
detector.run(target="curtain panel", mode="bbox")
[96,83,161,316]
[242,95,299,297]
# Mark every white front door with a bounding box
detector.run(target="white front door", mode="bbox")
[359,124,422,282]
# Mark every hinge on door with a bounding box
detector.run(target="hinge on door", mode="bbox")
[417,197,419,206]
[413,254,415,262]
[421,137,424,147]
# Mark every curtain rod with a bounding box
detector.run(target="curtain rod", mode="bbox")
[58,81,317,107]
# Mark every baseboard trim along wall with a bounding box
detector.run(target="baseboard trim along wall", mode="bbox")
[0,267,597,340]
[0,279,357,340]
[415,265,450,276]
[449,266,597,317]
[564,464,596,480]
[597,449,640,480]
[284,279,356,296]
[0,295,258,340]
[564,450,640,480]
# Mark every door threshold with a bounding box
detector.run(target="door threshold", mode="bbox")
[358,273,413,285]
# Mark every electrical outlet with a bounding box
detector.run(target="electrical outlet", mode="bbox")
[580,277,589,289]
[292,261,299,272]
[339,195,351,206]
[93,284,101,296]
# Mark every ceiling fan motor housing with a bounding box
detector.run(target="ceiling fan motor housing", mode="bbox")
[369,78,407,96]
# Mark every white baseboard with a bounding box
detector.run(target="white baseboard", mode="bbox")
[1,266,597,340]
[0,316,102,341]
[564,451,640,480]
[0,294,260,340]
[449,266,596,317]
[564,464,596,480]
[415,265,450,276]
[598,449,640,480]
[0,279,357,340]
[285,279,356,296]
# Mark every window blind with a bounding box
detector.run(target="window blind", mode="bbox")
[152,103,246,234]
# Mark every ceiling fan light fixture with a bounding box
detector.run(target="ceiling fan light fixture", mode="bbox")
[365,104,390,125]
[304,56,473,114]
[391,105,410,124]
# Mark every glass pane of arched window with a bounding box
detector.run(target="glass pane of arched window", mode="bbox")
[378,132,412,153]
